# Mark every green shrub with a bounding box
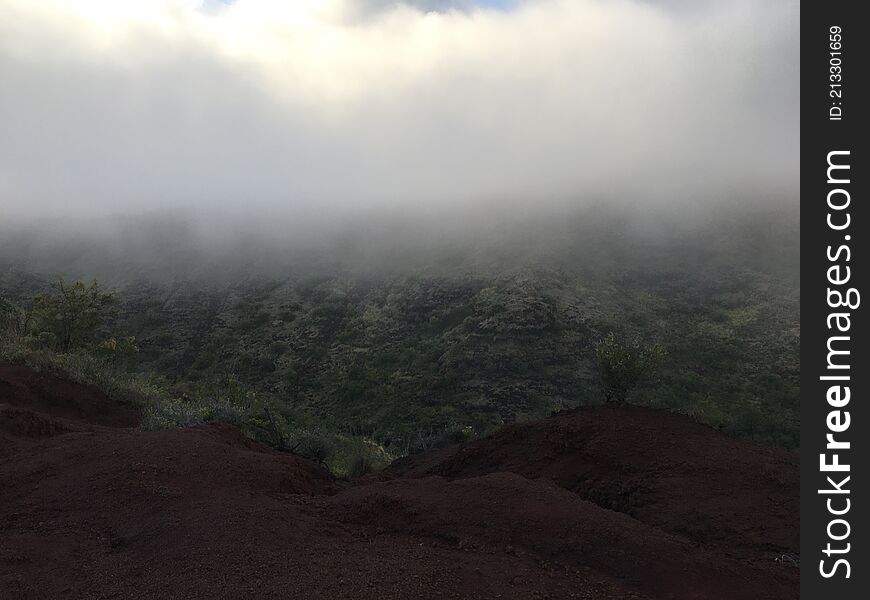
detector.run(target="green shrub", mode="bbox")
[333,438,392,478]
[287,430,336,465]
[140,395,247,431]
[28,279,118,353]
[595,332,665,404]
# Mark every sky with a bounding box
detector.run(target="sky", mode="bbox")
[0,0,799,222]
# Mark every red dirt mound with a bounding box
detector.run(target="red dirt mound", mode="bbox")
[0,404,72,439]
[388,405,799,559]
[0,362,138,428]
[332,473,795,600]
[0,364,798,599]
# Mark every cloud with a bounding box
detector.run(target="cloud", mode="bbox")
[0,0,799,221]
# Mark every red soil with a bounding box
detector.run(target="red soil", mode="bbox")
[0,362,798,599]
[0,363,138,427]
[388,405,800,559]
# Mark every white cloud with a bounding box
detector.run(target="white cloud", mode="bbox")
[0,0,799,220]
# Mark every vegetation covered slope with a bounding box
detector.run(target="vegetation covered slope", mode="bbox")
[0,205,799,454]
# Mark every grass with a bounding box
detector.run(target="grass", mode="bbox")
[1,339,396,477]
[1,342,168,409]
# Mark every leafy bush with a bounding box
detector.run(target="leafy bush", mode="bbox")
[287,430,336,465]
[140,395,247,431]
[335,438,392,478]
[2,280,138,361]
[29,279,118,353]
[595,332,665,404]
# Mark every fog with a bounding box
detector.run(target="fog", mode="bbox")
[0,0,798,228]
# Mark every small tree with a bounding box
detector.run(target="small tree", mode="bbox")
[247,393,295,451]
[595,332,664,404]
[30,279,117,353]
[0,296,33,344]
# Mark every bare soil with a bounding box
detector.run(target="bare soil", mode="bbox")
[0,362,798,599]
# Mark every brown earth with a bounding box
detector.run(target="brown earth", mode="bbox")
[387,405,800,559]
[0,362,798,599]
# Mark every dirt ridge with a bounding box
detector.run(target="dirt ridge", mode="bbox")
[0,362,798,599]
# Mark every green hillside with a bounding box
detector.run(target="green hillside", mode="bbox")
[0,206,800,454]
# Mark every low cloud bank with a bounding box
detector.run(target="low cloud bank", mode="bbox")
[0,0,799,222]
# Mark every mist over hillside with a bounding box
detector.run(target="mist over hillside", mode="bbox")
[0,198,797,280]
[0,203,799,449]
[0,2,801,598]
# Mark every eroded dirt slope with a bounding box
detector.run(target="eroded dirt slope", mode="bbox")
[0,363,798,599]
[388,405,800,558]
